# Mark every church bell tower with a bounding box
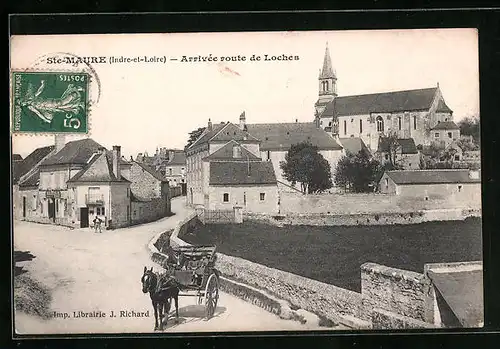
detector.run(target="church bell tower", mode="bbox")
[314,42,337,117]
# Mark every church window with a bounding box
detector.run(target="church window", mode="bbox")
[413,116,417,130]
[398,117,402,130]
[267,151,270,161]
[376,116,384,132]
[344,120,347,135]
[359,119,363,133]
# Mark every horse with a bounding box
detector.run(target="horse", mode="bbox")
[141,266,180,331]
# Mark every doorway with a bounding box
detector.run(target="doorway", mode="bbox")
[22,197,26,218]
[48,199,55,222]
[80,207,89,228]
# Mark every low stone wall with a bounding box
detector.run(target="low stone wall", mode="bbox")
[131,197,168,226]
[21,216,77,229]
[245,208,480,227]
[371,308,435,329]
[361,263,431,322]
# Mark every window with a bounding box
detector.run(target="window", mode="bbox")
[169,168,172,175]
[267,150,271,161]
[384,154,389,160]
[413,116,417,130]
[232,145,242,158]
[32,195,37,210]
[448,132,452,139]
[223,193,229,202]
[359,119,363,133]
[458,185,462,192]
[344,120,347,135]
[260,193,265,201]
[385,178,389,190]
[398,117,402,130]
[328,121,332,127]
[435,133,440,138]
[376,116,384,132]
[126,188,130,198]
[243,192,247,205]
[455,155,460,161]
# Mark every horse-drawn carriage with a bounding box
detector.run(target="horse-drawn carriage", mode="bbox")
[163,244,220,319]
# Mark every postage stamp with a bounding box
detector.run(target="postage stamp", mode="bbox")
[11,71,90,134]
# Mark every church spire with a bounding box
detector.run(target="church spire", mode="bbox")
[319,42,335,79]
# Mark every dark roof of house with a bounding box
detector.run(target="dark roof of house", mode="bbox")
[133,161,167,182]
[203,140,262,162]
[246,122,343,151]
[431,121,460,130]
[189,123,226,149]
[18,169,41,188]
[13,145,55,184]
[209,161,277,186]
[385,169,480,185]
[378,137,418,154]
[42,138,102,166]
[167,150,186,166]
[435,99,453,113]
[320,87,439,118]
[209,123,260,143]
[130,191,151,202]
[12,154,23,161]
[338,137,370,155]
[67,152,130,183]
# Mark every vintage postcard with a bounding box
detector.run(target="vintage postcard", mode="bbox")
[10,29,482,335]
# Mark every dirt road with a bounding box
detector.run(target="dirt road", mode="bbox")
[14,197,326,334]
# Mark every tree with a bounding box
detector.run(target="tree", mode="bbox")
[383,132,402,167]
[334,150,382,193]
[458,116,480,144]
[280,142,333,194]
[185,126,206,150]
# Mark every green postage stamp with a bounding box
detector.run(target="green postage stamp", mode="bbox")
[11,71,90,134]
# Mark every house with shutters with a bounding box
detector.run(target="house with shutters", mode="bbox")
[314,43,458,152]
[14,135,171,229]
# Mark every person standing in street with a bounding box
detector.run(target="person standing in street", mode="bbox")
[93,215,102,233]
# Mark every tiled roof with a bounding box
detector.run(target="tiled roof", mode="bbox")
[209,161,277,186]
[431,121,460,130]
[321,87,438,118]
[209,123,260,143]
[13,145,55,184]
[203,140,262,162]
[338,137,369,156]
[133,161,167,182]
[167,150,186,166]
[385,169,480,185]
[378,137,418,154]
[246,123,343,151]
[189,123,226,149]
[42,138,102,166]
[12,154,23,161]
[435,99,453,113]
[18,169,41,188]
[130,191,151,202]
[67,152,130,183]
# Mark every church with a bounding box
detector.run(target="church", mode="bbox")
[313,44,460,153]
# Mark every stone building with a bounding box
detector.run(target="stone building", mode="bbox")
[376,137,421,170]
[314,43,457,152]
[378,169,481,207]
[13,135,171,229]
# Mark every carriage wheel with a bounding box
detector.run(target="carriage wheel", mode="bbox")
[204,274,219,319]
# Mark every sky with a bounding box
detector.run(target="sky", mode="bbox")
[10,29,479,159]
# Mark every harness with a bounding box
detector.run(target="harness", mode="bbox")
[154,272,178,294]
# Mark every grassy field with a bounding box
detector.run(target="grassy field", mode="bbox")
[182,217,482,292]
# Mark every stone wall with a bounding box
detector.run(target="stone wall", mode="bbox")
[361,263,431,323]
[246,208,480,227]
[131,197,168,225]
[279,191,479,215]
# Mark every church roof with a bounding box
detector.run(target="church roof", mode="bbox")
[435,99,453,113]
[246,122,343,151]
[321,87,439,118]
[319,44,336,79]
[209,161,277,186]
[431,121,460,130]
[203,140,262,162]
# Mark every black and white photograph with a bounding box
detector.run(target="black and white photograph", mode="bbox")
[10,28,482,334]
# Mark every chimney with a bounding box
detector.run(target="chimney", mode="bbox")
[112,145,121,179]
[239,111,246,130]
[208,118,213,131]
[54,134,66,152]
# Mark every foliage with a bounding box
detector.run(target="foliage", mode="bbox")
[334,150,383,193]
[457,136,480,152]
[185,127,206,150]
[280,142,333,194]
[381,132,402,167]
[458,116,480,143]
